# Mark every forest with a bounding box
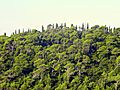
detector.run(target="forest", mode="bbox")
[0,23,120,90]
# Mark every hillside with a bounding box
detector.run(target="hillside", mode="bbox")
[0,23,120,90]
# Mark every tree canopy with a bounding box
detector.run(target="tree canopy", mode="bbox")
[0,24,120,90]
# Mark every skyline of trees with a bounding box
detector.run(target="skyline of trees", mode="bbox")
[0,23,120,90]
[3,23,118,36]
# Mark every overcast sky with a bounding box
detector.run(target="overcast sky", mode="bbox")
[0,0,120,35]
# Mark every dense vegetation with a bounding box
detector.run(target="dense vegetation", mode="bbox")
[0,23,120,90]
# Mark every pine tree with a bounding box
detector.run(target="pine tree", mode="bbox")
[79,26,81,31]
[109,26,112,33]
[82,23,85,31]
[4,33,6,36]
[18,29,20,34]
[15,30,17,34]
[52,24,54,29]
[42,25,44,32]
[113,27,116,34]
[87,23,89,29]
[75,25,77,30]
[56,23,58,29]
[28,28,30,32]
[71,24,74,27]
[64,23,66,27]
[60,23,63,29]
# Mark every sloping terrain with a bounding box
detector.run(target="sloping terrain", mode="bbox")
[0,24,120,90]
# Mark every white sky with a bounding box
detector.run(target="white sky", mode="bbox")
[0,0,120,35]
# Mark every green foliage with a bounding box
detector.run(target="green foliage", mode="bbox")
[0,24,120,90]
